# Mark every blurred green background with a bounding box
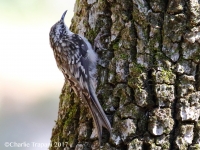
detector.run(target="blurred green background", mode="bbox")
[0,0,75,149]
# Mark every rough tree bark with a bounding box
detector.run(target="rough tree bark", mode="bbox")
[50,0,200,149]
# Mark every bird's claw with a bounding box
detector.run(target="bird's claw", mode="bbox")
[93,29,109,51]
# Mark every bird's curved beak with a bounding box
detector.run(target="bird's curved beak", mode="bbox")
[60,10,67,22]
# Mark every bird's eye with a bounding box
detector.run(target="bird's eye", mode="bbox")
[61,24,65,28]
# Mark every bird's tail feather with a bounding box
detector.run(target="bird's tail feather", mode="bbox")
[88,87,112,143]
[80,90,111,144]
[90,92,111,131]
[89,104,103,143]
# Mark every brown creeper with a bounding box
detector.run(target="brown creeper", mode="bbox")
[49,10,111,144]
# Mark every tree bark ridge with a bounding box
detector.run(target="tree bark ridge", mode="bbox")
[50,0,200,149]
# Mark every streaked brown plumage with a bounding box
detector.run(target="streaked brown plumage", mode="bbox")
[49,10,111,144]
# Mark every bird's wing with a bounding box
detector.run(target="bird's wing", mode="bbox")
[60,34,111,143]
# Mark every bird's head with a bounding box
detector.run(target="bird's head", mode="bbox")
[49,10,69,46]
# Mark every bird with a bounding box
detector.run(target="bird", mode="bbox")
[49,10,111,144]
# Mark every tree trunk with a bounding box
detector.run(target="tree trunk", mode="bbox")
[50,0,200,149]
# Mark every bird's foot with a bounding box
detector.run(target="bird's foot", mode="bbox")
[93,29,109,52]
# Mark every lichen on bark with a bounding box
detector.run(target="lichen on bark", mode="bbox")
[50,0,200,149]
